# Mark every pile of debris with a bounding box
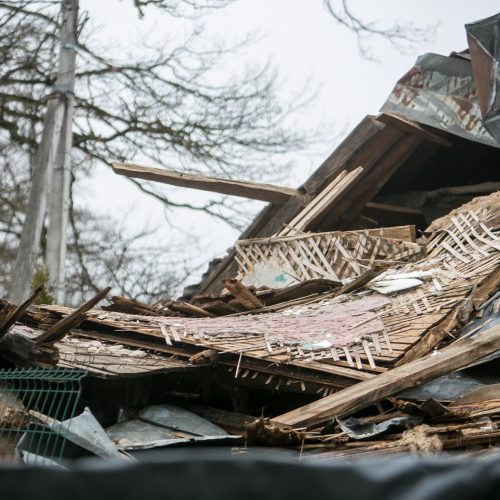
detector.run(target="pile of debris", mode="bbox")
[1,14,500,465]
[1,188,498,463]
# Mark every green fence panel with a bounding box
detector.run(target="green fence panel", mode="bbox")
[0,367,86,466]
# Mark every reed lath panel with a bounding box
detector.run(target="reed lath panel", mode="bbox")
[235,231,422,284]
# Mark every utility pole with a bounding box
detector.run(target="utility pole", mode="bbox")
[46,0,79,304]
[8,0,79,304]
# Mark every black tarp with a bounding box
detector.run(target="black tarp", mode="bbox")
[1,449,500,500]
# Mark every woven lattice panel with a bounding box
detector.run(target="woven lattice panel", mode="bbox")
[235,231,422,287]
[427,207,500,261]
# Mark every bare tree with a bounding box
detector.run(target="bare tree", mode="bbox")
[323,0,436,60]
[0,148,194,303]
[0,0,434,303]
[0,0,314,303]
[0,0,311,217]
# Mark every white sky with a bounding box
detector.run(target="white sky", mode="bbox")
[77,0,500,286]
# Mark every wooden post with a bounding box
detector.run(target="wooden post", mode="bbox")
[9,0,79,304]
[46,0,79,304]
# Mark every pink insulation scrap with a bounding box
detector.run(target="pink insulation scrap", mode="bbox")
[266,295,391,349]
[157,295,391,351]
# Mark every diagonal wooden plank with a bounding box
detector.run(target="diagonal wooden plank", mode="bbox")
[376,112,452,147]
[112,162,302,205]
[34,287,111,345]
[272,324,500,429]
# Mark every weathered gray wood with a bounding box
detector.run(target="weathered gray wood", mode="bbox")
[46,0,79,304]
[9,0,78,304]
[112,162,301,205]
[0,332,59,367]
[273,325,500,429]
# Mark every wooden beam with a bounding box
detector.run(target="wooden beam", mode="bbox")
[272,324,500,429]
[278,167,364,236]
[362,201,426,230]
[34,287,111,345]
[376,112,452,148]
[223,279,264,310]
[112,162,302,205]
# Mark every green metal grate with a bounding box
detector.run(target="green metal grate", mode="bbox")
[0,367,86,466]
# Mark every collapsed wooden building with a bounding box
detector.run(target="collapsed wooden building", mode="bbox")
[1,13,500,464]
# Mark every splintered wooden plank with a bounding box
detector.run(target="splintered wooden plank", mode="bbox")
[376,112,452,147]
[223,279,264,310]
[196,116,393,295]
[473,267,500,308]
[112,162,301,205]
[272,324,500,429]
[278,167,364,236]
[168,300,216,318]
[0,285,43,338]
[34,287,111,345]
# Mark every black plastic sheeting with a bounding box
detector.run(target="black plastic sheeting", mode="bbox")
[1,449,500,500]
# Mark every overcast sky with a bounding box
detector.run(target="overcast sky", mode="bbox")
[77,0,500,286]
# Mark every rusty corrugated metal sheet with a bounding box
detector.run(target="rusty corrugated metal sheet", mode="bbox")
[382,51,499,148]
[466,13,500,144]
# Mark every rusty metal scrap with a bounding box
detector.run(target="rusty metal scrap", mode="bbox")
[466,13,500,143]
[382,52,499,148]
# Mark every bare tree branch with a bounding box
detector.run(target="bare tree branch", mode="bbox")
[323,0,436,60]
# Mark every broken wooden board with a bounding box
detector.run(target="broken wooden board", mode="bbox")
[34,287,111,345]
[222,279,264,310]
[112,162,302,205]
[102,296,165,316]
[0,286,43,339]
[194,116,400,295]
[272,324,500,429]
[278,167,364,236]
[376,112,452,148]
